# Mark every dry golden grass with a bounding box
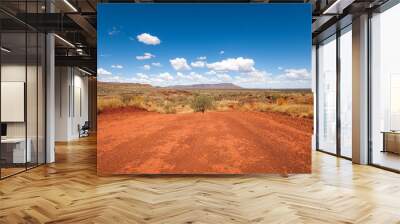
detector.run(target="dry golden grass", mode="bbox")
[97,96,124,113]
[97,82,313,118]
[236,102,313,118]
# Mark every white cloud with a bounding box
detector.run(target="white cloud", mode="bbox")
[151,62,162,67]
[170,58,191,71]
[197,56,207,60]
[190,60,206,68]
[220,50,225,55]
[267,68,311,89]
[108,26,120,36]
[174,71,220,84]
[188,72,205,81]
[279,68,310,80]
[205,70,217,75]
[97,68,123,82]
[136,33,161,45]
[111,64,123,69]
[217,74,232,82]
[99,75,121,82]
[177,72,185,78]
[234,69,270,84]
[136,73,149,79]
[136,52,155,60]
[97,68,112,76]
[207,57,255,72]
[278,66,283,70]
[143,65,151,70]
[159,72,174,81]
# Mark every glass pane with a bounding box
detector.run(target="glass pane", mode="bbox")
[1,31,27,177]
[371,4,400,171]
[38,33,45,165]
[318,35,337,154]
[27,31,38,169]
[340,27,352,158]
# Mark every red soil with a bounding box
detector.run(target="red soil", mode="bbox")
[97,109,312,175]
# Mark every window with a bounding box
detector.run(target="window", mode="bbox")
[317,35,337,154]
[339,26,352,158]
[370,2,400,171]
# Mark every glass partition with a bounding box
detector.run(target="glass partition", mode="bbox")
[38,32,46,165]
[0,1,46,179]
[1,30,28,177]
[317,35,337,154]
[27,30,38,169]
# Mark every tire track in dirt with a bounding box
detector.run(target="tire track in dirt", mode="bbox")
[218,112,311,173]
[211,112,310,173]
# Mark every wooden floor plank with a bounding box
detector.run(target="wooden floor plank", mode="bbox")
[0,136,400,223]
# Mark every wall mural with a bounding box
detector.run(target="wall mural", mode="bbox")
[97,4,313,174]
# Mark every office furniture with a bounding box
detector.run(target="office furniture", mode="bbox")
[382,131,400,154]
[0,138,31,164]
[79,121,90,138]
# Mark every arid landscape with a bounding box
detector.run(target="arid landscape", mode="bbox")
[97,82,313,174]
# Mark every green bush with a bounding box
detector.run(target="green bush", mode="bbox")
[190,95,214,113]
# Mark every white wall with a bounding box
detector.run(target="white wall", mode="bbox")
[55,67,89,141]
[1,65,34,138]
[55,67,70,141]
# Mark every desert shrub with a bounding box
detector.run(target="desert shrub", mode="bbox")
[258,103,313,118]
[97,95,149,113]
[163,101,177,114]
[238,102,313,118]
[97,97,124,113]
[215,100,239,111]
[293,94,314,105]
[190,95,214,113]
[121,94,133,105]
[126,96,145,108]
[276,97,287,105]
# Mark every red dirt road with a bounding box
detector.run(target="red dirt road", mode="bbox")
[97,109,312,174]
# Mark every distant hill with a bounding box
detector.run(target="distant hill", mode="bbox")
[97,82,154,96]
[167,83,242,90]
[98,81,153,88]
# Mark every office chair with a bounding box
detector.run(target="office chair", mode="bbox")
[79,121,90,138]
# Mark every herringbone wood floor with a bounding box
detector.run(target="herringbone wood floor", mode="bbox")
[1,136,400,224]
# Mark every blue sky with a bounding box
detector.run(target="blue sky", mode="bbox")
[98,4,311,89]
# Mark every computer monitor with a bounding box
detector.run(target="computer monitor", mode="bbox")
[1,123,7,137]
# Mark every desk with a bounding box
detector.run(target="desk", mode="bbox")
[381,131,400,154]
[1,138,31,163]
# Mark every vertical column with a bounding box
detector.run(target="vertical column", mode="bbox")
[46,1,55,163]
[352,14,369,164]
[46,33,55,163]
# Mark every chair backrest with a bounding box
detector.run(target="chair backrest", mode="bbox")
[82,121,90,129]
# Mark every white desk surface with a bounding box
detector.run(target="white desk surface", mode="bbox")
[1,138,27,144]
